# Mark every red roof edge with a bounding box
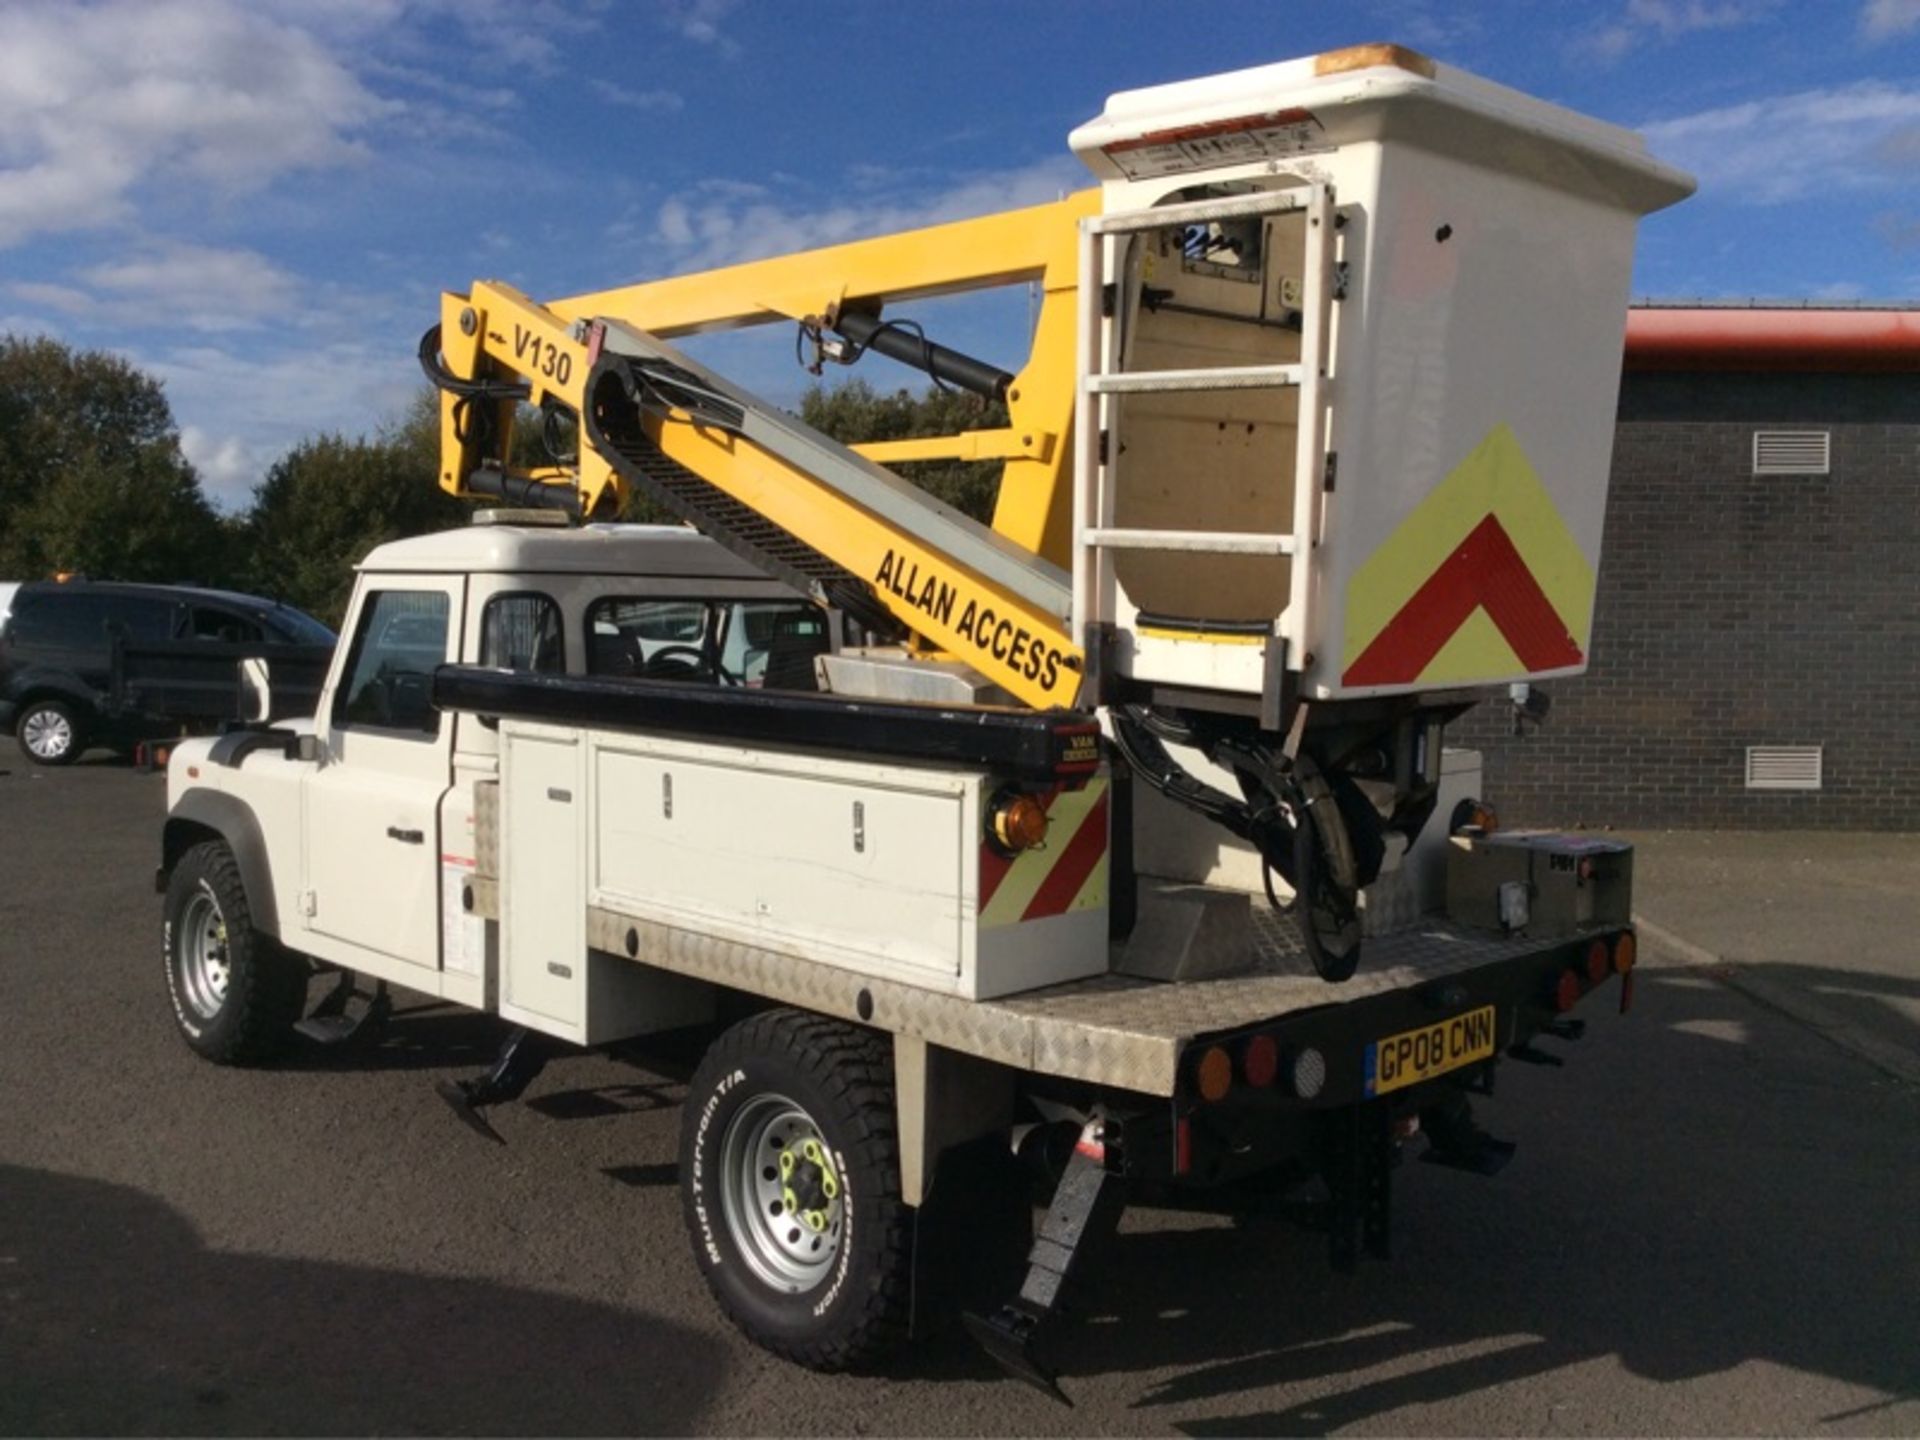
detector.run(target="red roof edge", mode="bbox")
[1624,307,1920,373]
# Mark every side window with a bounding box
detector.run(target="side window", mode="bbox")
[481,592,564,673]
[585,598,714,681]
[101,596,176,641]
[332,591,451,737]
[717,600,828,688]
[187,606,261,643]
[13,594,109,650]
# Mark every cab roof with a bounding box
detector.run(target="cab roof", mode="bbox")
[357,522,776,581]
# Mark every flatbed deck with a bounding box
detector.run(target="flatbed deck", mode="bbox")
[583,880,1577,1095]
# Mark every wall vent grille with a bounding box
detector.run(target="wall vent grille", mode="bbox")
[1752,430,1830,475]
[1745,745,1823,791]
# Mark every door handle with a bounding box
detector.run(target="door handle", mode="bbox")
[386,826,425,844]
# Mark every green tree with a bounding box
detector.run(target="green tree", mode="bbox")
[240,394,468,627]
[0,334,225,580]
[799,379,1007,522]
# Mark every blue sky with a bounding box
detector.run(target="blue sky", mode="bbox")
[2,0,1917,508]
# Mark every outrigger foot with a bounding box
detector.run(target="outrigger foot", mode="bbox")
[963,1114,1126,1406]
[434,1026,549,1145]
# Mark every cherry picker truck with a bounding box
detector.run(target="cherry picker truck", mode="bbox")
[156,43,1691,1396]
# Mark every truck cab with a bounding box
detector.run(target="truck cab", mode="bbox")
[159,520,824,1015]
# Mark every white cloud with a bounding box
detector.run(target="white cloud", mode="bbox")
[663,0,742,49]
[1861,0,1920,39]
[8,245,301,333]
[256,0,599,75]
[145,339,420,510]
[1577,0,1779,61]
[646,158,1088,272]
[590,79,685,113]
[178,426,260,509]
[0,0,394,247]
[1643,81,1920,203]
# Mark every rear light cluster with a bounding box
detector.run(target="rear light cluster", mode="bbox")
[1190,1034,1325,1103]
[1554,929,1637,1014]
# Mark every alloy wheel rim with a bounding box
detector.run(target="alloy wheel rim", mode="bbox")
[22,709,71,759]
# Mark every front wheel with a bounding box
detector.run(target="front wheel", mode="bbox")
[163,841,306,1064]
[679,1008,911,1370]
[17,699,81,766]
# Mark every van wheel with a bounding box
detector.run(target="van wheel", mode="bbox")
[163,841,305,1064]
[680,1008,911,1370]
[18,699,80,766]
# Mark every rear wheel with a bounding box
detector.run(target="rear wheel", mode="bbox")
[680,1008,911,1370]
[17,699,80,766]
[163,841,305,1064]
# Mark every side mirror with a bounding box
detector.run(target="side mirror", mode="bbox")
[293,733,324,764]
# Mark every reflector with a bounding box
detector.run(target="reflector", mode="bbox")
[1289,1046,1327,1099]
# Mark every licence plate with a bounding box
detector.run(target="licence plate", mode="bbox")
[1364,1005,1497,1096]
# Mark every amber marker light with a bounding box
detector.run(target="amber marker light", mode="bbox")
[1613,931,1637,974]
[988,791,1049,854]
[1196,1046,1233,1103]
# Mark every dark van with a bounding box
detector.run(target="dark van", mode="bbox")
[0,582,336,766]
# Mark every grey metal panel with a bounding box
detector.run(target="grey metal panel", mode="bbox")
[585,907,1037,1070]
[585,885,1568,1098]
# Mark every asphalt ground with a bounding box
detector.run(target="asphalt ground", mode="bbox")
[1,739,1915,1436]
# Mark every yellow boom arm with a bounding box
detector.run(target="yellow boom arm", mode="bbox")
[431,191,1098,708]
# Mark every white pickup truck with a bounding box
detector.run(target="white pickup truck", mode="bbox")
[157,516,1636,1396]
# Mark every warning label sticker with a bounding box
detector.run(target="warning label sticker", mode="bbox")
[1101,109,1327,180]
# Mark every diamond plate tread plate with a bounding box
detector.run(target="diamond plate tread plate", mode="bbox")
[586,884,1562,1098]
[473,781,499,880]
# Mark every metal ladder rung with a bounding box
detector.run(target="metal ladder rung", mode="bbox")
[1087,190,1311,236]
[1086,363,1303,396]
[1084,528,1296,556]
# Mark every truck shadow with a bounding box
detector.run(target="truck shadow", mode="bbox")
[1034,966,1918,1431]
[241,963,1918,1428]
[0,1163,729,1436]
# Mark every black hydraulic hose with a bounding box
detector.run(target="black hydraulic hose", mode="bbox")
[832,311,1014,400]
[466,466,581,515]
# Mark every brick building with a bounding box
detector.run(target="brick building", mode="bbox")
[1451,304,1920,831]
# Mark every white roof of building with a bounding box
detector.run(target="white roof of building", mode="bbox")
[358,521,778,581]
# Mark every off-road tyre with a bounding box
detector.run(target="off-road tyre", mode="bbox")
[17,698,82,766]
[679,1007,911,1370]
[163,840,305,1065]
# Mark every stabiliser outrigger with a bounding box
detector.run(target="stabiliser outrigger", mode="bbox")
[157,43,1689,1401]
